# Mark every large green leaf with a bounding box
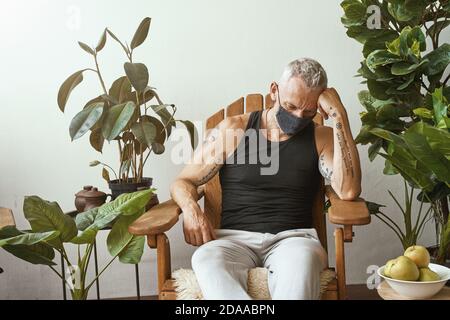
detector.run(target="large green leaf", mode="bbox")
[432,87,449,128]
[404,122,450,182]
[2,244,56,265]
[96,29,107,52]
[106,214,136,257]
[75,207,116,231]
[69,226,98,245]
[78,41,95,55]
[69,102,104,140]
[423,43,450,76]
[178,120,198,150]
[109,76,132,103]
[368,139,382,161]
[379,153,434,191]
[343,2,366,22]
[23,196,78,248]
[124,63,149,92]
[0,226,56,265]
[0,230,60,247]
[57,70,85,112]
[74,189,154,239]
[99,189,154,217]
[118,235,145,264]
[145,115,166,144]
[366,50,403,72]
[150,104,176,137]
[102,102,136,141]
[130,17,151,50]
[367,79,392,100]
[376,103,410,122]
[363,31,398,57]
[388,1,418,22]
[423,125,450,157]
[358,90,376,111]
[89,128,105,153]
[391,59,428,75]
[131,117,157,148]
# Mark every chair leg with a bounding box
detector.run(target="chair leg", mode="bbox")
[147,233,172,298]
[334,227,347,300]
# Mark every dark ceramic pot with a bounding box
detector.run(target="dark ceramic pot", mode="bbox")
[108,177,159,211]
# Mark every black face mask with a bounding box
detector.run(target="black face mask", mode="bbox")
[274,83,313,135]
[276,106,312,136]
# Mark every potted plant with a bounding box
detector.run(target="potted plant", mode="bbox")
[0,189,154,300]
[57,17,197,200]
[366,179,434,250]
[340,1,449,263]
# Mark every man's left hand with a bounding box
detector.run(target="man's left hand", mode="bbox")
[317,88,346,120]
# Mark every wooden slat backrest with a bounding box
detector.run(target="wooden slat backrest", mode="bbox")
[204,94,327,249]
[0,208,15,229]
[204,109,225,228]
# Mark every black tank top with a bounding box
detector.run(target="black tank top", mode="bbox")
[219,110,320,234]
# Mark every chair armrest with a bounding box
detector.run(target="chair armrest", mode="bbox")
[325,186,370,226]
[0,208,15,229]
[128,186,205,236]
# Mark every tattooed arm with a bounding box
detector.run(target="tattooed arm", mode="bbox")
[170,116,247,246]
[317,88,362,200]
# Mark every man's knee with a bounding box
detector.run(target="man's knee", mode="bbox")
[191,241,226,271]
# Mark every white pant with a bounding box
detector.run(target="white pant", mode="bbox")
[191,228,328,300]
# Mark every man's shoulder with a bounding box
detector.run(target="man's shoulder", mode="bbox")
[216,112,252,131]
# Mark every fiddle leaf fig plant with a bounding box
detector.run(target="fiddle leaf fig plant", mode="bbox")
[341,0,450,263]
[58,17,198,184]
[0,188,154,300]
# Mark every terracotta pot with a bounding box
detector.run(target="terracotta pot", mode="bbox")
[74,185,109,212]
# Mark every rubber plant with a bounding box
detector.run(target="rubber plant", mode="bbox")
[340,0,450,263]
[57,17,197,185]
[0,189,154,300]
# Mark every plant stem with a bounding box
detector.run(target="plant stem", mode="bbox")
[443,73,450,87]
[86,254,118,291]
[94,54,108,96]
[388,189,406,216]
[118,139,123,183]
[374,214,405,245]
[101,163,118,180]
[376,212,405,238]
[49,265,63,279]
[141,147,153,170]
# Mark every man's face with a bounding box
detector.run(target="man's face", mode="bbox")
[271,76,323,120]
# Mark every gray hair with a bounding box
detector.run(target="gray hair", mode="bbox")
[281,58,328,90]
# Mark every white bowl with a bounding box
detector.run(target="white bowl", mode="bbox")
[377,263,450,299]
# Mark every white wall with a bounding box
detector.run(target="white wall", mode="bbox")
[0,0,444,299]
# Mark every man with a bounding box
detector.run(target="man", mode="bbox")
[170,58,362,299]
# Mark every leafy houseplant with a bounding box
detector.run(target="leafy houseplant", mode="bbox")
[368,179,434,250]
[340,0,450,263]
[57,17,197,198]
[0,189,153,300]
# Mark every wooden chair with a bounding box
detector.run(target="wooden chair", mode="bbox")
[129,93,371,300]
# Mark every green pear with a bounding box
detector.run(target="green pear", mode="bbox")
[389,256,420,281]
[404,245,430,268]
[384,259,396,278]
[419,267,440,281]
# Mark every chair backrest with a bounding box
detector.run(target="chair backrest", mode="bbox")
[204,93,327,251]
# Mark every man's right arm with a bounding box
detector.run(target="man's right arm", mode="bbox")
[170,123,227,246]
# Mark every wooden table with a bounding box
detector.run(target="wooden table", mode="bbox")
[377,280,450,300]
